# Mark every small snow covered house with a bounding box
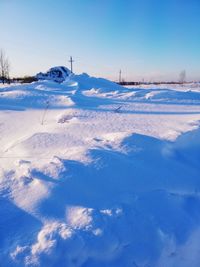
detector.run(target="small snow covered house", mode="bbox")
[36,66,71,83]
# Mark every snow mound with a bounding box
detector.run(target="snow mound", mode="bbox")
[70,72,123,91]
[0,72,125,110]
[4,129,200,267]
[36,66,71,83]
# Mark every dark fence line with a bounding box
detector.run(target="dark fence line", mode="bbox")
[116,81,199,86]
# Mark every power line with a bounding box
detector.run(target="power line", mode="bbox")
[119,69,122,83]
[69,56,74,73]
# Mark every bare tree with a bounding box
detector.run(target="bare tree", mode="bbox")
[0,49,10,84]
[179,70,186,83]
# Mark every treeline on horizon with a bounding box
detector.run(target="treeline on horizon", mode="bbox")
[117,81,198,86]
[1,76,199,85]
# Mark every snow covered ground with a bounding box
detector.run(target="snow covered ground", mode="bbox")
[1,74,200,267]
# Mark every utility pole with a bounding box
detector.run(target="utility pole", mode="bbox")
[69,56,74,73]
[119,69,122,83]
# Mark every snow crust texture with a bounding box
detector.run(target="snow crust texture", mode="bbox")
[1,74,200,267]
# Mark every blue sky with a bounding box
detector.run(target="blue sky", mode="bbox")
[1,0,200,81]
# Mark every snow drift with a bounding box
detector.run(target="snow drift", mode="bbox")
[1,72,200,267]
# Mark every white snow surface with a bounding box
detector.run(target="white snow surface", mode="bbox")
[1,74,200,267]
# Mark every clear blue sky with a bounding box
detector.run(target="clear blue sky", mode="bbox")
[1,0,200,81]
